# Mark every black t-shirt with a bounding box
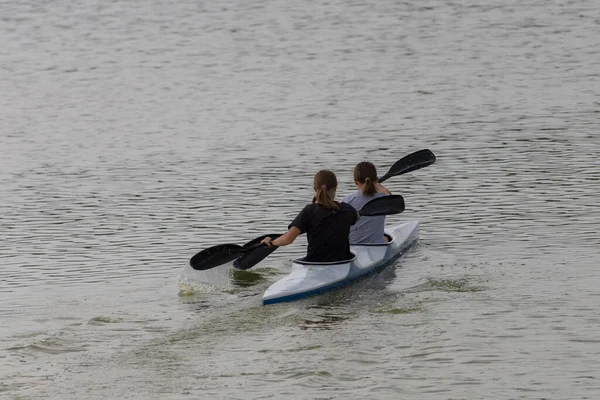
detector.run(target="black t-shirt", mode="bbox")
[289,202,358,262]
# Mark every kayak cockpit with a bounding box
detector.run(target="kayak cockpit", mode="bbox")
[292,254,357,266]
[349,232,394,246]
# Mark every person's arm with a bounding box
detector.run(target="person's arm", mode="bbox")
[375,181,391,195]
[261,226,302,248]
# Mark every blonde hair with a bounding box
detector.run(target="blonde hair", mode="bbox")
[312,170,339,211]
[354,161,378,196]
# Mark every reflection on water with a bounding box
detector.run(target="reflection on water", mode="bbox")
[229,269,266,287]
[298,312,352,331]
[405,277,486,293]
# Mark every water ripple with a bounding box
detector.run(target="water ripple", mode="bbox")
[1,0,600,398]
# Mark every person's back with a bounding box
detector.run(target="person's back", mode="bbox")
[342,161,391,244]
[342,191,387,244]
[292,201,357,262]
[261,170,358,262]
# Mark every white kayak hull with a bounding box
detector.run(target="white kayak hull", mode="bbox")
[262,220,420,305]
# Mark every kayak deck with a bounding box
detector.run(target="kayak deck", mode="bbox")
[262,220,419,305]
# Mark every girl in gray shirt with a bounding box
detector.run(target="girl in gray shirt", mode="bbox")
[341,161,391,244]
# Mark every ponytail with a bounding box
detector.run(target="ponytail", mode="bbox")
[354,161,378,196]
[312,170,339,211]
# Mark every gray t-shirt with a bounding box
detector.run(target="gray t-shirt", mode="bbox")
[341,191,388,244]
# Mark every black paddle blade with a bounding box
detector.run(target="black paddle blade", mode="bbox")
[190,243,245,270]
[233,233,282,271]
[378,149,436,182]
[358,194,405,217]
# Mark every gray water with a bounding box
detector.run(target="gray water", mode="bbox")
[1,0,599,398]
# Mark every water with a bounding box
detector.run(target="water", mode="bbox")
[1,0,599,398]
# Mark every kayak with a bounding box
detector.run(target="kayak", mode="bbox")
[262,220,419,305]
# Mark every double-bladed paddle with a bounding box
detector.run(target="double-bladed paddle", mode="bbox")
[232,150,435,270]
[189,233,282,271]
[378,149,436,183]
[190,149,436,271]
[190,195,406,271]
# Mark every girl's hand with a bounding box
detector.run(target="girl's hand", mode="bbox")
[375,181,392,195]
[260,226,299,248]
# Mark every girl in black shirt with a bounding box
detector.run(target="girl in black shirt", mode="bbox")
[261,170,358,262]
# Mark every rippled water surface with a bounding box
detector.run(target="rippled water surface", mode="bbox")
[1,0,599,398]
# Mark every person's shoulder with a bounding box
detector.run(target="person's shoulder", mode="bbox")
[338,201,357,212]
[342,190,360,203]
[301,203,317,212]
